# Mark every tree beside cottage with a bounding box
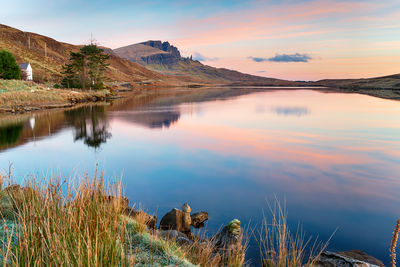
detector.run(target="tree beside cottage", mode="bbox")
[61,44,110,89]
[0,50,21,80]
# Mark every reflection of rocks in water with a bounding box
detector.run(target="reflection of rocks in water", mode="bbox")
[0,122,24,148]
[272,106,309,117]
[148,111,180,128]
[64,106,111,149]
[119,109,180,129]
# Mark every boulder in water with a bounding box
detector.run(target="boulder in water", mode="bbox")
[191,211,209,228]
[159,203,192,235]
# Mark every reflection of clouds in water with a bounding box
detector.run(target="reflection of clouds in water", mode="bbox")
[255,104,266,113]
[195,105,205,117]
[272,106,310,117]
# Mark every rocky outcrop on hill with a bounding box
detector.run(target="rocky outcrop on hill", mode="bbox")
[141,52,180,65]
[140,41,181,58]
[139,41,181,65]
[113,40,182,66]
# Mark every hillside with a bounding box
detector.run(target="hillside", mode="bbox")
[316,74,400,90]
[114,41,305,86]
[0,24,174,86]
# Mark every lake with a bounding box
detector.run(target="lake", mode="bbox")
[0,87,399,265]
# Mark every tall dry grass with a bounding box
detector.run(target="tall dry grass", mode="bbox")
[254,201,331,267]
[0,171,203,266]
[166,226,247,267]
[0,172,130,266]
[391,219,400,267]
[1,170,341,267]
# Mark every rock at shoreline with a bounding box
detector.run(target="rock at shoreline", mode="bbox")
[312,251,383,267]
[159,203,192,235]
[338,250,385,267]
[124,207,157,230]
[212,219,244,266]
[191,211,209,228]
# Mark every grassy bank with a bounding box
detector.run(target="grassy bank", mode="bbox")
[0,79,110,113]
[0,172,250,266]
[0,171,388,266]
[0,171,321,267]
[0,173,197,266]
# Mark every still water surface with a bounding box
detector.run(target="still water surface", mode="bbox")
[1,88,399,265]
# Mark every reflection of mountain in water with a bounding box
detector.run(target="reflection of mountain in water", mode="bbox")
[116,109,180,129]
[107,87,284,129]
[64,106,111,149]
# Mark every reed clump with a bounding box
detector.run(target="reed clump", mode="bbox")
[0,173,129,266]
[0,172,194,266]
[391,219,400,267]
[255,201,329,267]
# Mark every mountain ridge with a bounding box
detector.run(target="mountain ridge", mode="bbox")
[113,40,306,86]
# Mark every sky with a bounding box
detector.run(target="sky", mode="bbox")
[1,0,400,80]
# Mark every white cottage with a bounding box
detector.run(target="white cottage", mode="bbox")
[19,62,33,81]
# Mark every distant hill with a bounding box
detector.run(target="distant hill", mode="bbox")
[113,41,306,86]
[316,74,400,90]
[0,24,175,86]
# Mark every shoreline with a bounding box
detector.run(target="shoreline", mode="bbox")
[0,178,387,266]
[1,79,399,116]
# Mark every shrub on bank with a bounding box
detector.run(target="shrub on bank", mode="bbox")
[0,50,21,80]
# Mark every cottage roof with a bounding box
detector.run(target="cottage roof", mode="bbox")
[19,62,30,70]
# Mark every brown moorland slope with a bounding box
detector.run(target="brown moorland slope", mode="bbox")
[315,74,400,99]
[316,74,400,90]
[0,24,176,86]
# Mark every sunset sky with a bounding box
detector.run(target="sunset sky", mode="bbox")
[2,0,399,80]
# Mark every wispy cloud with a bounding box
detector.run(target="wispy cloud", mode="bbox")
[249,53,312,63]
[249,57,268,63]
[269,53,312,62]
[192,52,219,62]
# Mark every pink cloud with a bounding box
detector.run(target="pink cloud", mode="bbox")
[173,0,375,47]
